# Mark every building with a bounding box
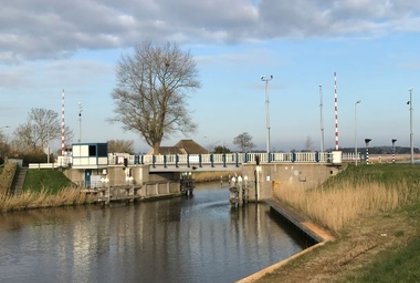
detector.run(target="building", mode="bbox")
[148,139,208,155]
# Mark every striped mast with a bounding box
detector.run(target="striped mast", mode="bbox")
[61,89,65,156]
[334,72,339,151]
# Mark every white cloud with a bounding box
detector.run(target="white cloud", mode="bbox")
[1,0,420,61]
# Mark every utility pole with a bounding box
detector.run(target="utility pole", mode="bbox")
[261,75,273,154]
[61,89,65,156]
[355,100,361,165]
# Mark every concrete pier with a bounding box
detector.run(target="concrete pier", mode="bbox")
[82,181,182,204]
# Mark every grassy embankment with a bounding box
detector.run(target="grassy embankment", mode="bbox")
[259,164,420,282]
[0,166,93,213]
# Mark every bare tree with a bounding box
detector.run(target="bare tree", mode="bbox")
[111,41,200,154]
[0,130,10,162]
[107,139,134,154]
[13,108,73,151]
[233,132,255,152]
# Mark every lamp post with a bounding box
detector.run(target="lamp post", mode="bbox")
[365,138,372,165]
[407,89,414,165]
[392,139,397,164]
[261,75,273,154]
[354,100,361,166]
[78,102,83,143]
[319,84,325,152]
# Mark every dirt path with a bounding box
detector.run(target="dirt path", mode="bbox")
[255,209,419,282]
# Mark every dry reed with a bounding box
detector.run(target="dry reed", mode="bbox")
[274,180,412,232]
[0,187,94,213]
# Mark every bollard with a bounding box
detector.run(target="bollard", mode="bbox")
[238,175,243,206]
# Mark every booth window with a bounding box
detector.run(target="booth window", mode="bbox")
[89,145,96,156]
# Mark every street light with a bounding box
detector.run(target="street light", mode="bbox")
[78,102,83,143]
[392,139,397,164]
[365,138,372,165]
[261,75,273,154]
[319,84,325,152]
[407,89,414,165]
[354,100,361,166]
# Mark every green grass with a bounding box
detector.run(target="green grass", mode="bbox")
[331,167,420,283]
[323,164,420,189]
[23,169,74,193]
[343,236,420,282]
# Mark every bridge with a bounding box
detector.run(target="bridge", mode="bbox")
[109,151,342,172]
[28,150,350,202]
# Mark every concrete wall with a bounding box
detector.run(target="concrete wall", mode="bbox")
[64,164,181,192]
[241,163,343,201]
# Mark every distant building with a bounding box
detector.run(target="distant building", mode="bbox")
[148,139,208,155]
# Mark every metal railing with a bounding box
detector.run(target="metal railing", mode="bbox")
[29,151,343,170]
[107,152,334,168]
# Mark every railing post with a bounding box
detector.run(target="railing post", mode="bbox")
[163,155,167,168]
[210,154,214,167]
[235,152,239,167]
[187,154,190,168]
[175,154,179,168]
[199,154,202,168]
[152,155,156,168]
[223,153,226,167]
[292,152,296,163]
[140,155,144,164]
[315,151,320,163]
[244,153,248,163]
[268,152,272,163]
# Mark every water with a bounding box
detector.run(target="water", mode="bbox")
[0,183,309,283]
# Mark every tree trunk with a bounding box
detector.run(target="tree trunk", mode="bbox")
[152,142,160,155]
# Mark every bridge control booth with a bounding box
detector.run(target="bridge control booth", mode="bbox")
[70,143,108,188]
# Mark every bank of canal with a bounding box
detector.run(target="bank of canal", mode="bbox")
[0,183,311,283]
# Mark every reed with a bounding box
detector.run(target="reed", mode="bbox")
[0,187,94,213]
[192,171,236,183]
[274,165,420,232]
[0,161,17,195]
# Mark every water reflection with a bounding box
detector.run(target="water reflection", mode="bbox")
[0,183,307,283]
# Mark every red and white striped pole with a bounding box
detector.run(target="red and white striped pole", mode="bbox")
[61,89,65,156]
[334,72,339,151]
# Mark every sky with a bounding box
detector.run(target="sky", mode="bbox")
[1,0,420,153]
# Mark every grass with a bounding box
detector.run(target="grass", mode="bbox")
[344,201,420,283]
[342,235,420,282]
[0,169,91,213]
[274,164,420,232]
[260,164,420,282]
[23,169,74,193]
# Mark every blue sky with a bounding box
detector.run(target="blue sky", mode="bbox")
[0,0,419,152]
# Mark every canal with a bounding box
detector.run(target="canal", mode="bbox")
[0,183,310,283]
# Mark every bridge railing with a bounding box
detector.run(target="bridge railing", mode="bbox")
[114,152,333,168]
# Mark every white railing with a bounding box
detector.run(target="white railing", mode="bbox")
[29,151,338,170]
[126,152,333,168]
[28,163,67,169]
